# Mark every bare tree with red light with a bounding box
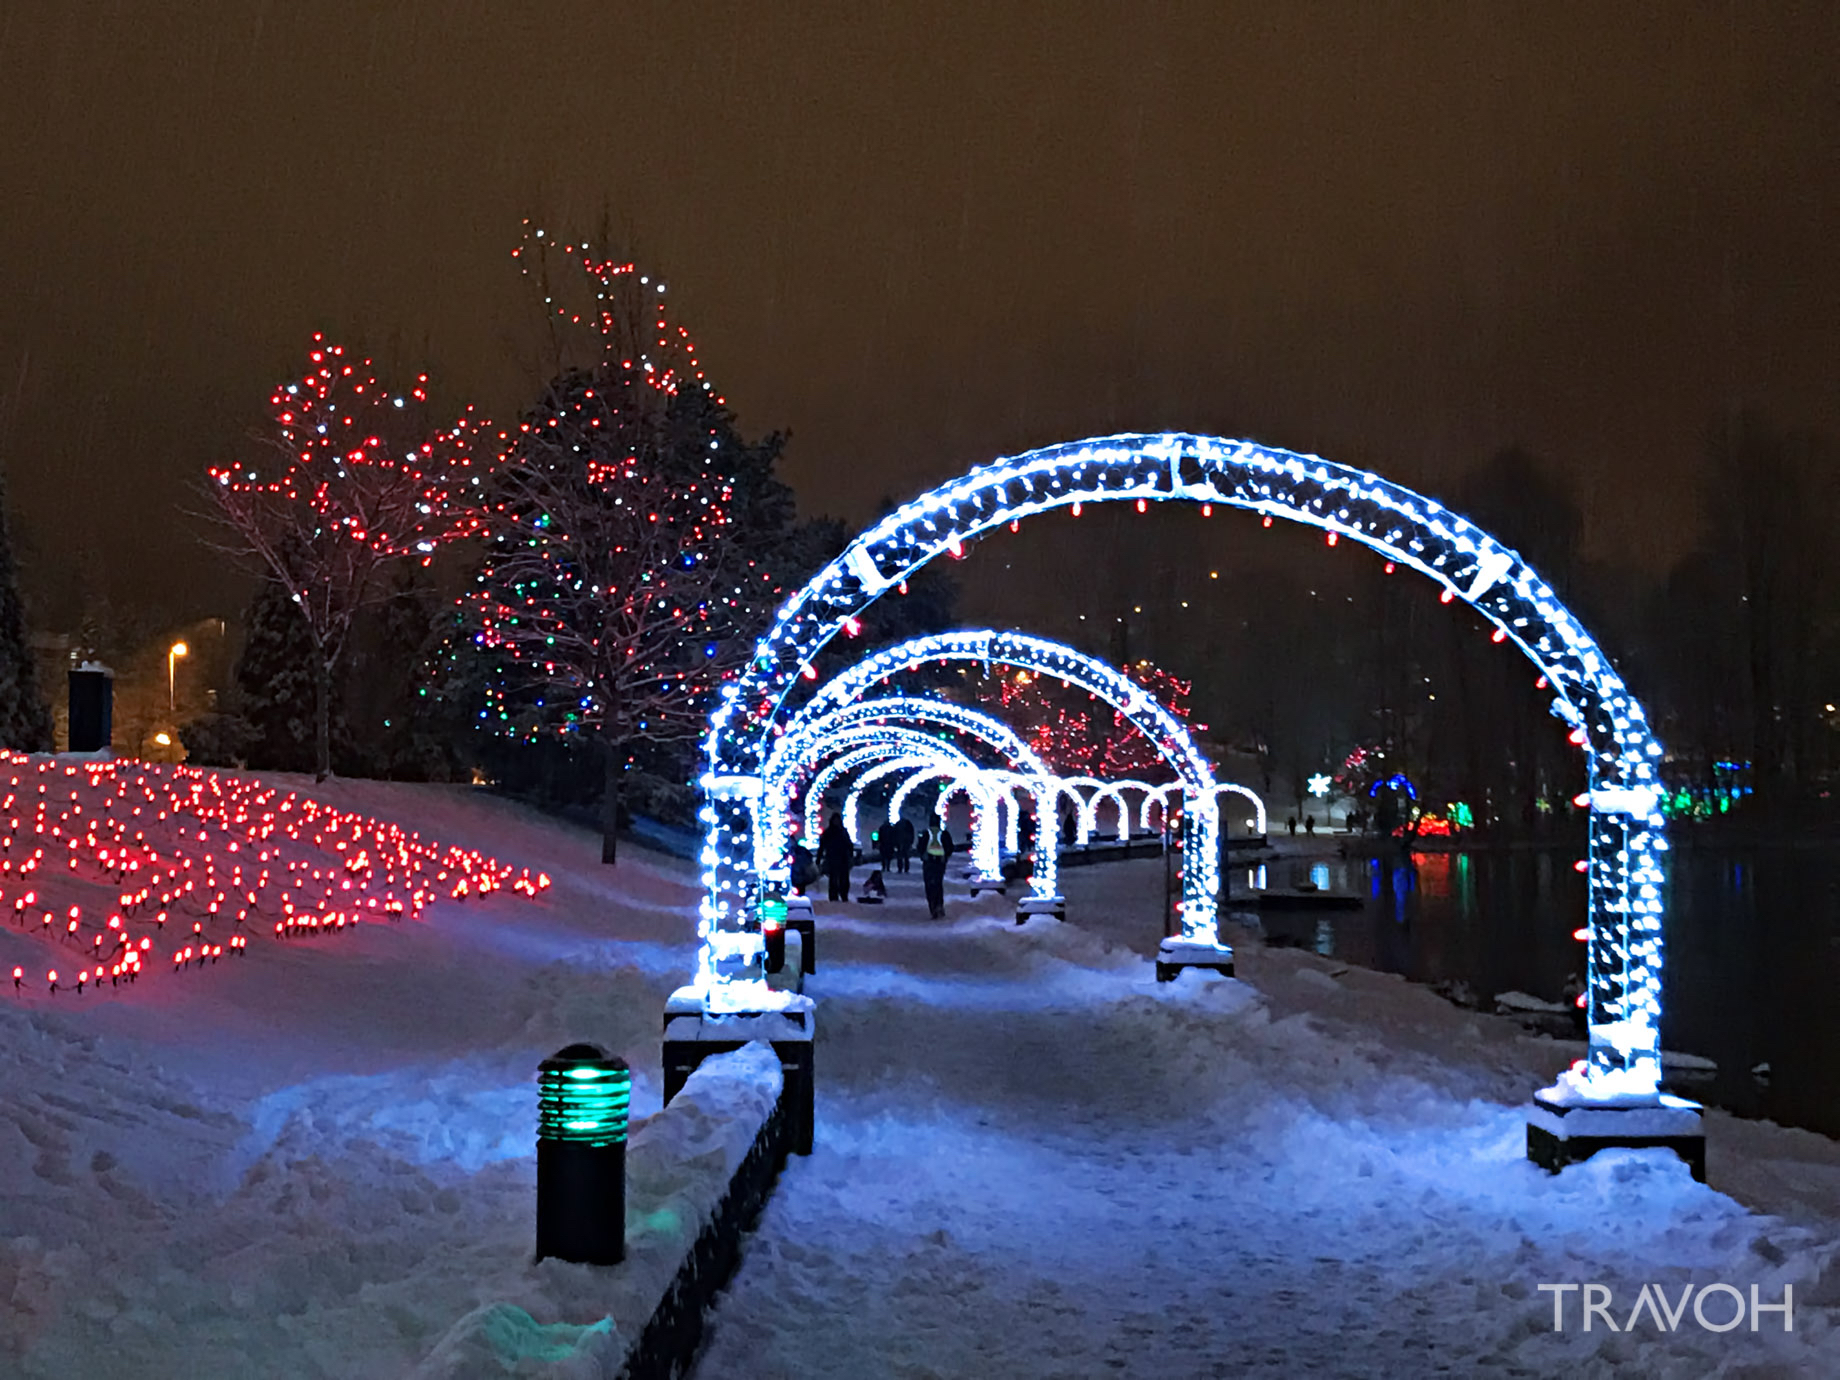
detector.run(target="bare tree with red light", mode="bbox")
[460,226,796,863]
[207,338,491,780]
[975,658,1194,779]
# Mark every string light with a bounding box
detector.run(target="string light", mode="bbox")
[773,632,1222,936]
[461,224,783,751]
[0,755,543,999]
[696,433,1670,1106]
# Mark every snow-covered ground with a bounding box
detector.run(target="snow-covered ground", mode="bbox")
[699,858,1840,1377]
[5,774,1840,1376]
[0,771,704,1378]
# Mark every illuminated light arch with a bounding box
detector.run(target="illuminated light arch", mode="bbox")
[782,724,1014,853]
[803,741,980,845]
[766,697,1047,797]
[1146,780,1267,837]
[988,773,1035,854]
[1101,777,1169,834]
[1078,779,1131,842]
[783,734,1011,893]
[843,756,968,849]
[1054,776,1112,844]
[886,765,1003,876]
[800,733,974,843]
[700,433,1665,1102]
[798,739,993,850]
[765,698,1060,892]
[934,775,1003,877]
[776,629,1219,920]
[1211,783,1269,836]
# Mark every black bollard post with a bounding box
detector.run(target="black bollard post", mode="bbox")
[535,1044,630,1265]
[761,896,788,975]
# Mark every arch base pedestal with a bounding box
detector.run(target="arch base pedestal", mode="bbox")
[967,873,1007,897]
[662,989,816,1157]
[782,897,817,975]
[1015,895,1066,925]
[1154,936,1235,982]
[1525,1091,1705,1183]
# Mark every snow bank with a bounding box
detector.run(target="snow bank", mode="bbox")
[411,1041,782,1380]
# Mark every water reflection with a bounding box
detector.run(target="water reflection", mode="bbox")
[1231,844,1840,1139]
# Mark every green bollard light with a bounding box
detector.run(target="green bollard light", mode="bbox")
[536,1043,630,1265]
[759,895,788,973]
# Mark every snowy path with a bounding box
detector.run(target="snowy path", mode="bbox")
[3,782,1840,1377]
[696,860,1840,1377]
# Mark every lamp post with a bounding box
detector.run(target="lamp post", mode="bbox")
[168,642,188,712]
[536,1044,630,1265]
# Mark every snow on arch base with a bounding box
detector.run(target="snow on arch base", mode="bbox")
[695,434,1669,1106]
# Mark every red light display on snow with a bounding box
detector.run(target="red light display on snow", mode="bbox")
[1,755,541,1000]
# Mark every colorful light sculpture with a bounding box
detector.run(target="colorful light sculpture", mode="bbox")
[699,435,1667,1106]
[762,700,1057,897]
[776,631,1220,936]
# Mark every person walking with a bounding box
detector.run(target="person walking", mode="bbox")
[1304,814,1315,836]
[921,814,954,919]
[893,816,915,873]
[1060,801,1077,846]
[1286,815,1297,836]
[877,823,897,874]
[817,812,854,904]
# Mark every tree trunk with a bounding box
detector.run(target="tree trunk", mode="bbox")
[314,655,333,782]
[600,733,623,865]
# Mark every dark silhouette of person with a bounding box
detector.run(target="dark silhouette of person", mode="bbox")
[1305,814,1316,836]
[877,824,897,873]
[789,843,816,895]
[817,813,854,903]
[921,814,954,919]
[893,816,915,873]
[1286,815,1297,835]
[1060,802,1078,846]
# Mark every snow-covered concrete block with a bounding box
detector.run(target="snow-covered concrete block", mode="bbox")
[1155,936,1236,982]
[1014,894,1066,924]
[968,873,1007,897]
[1526,1090,1706,1182]
[664,1000,816,1157]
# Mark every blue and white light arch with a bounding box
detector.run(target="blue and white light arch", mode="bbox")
[917,771,1005,877]
[779,628,1222,928]
[700,433,1666,1100]
[760,699,1057,893]
[801,741,979,843]
[766,700,1048,833]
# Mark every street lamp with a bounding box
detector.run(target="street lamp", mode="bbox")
[168,642,188,712]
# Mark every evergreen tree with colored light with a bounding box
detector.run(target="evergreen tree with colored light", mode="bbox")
[460,226,796,863]
[206,339,492,781]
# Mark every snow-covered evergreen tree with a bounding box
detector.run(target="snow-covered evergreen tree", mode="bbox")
[0,467,51,750]
[234,576,324,772]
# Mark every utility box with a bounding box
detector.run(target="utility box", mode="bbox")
[68,663,113,754]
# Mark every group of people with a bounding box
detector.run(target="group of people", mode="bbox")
[800,811,959,919]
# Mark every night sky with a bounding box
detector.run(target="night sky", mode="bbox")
[2,2,1837,630]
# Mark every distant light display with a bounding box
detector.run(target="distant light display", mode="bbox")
[775,630,1221,934]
